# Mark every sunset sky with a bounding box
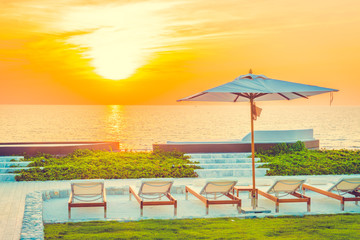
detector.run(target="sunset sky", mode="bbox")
[0,0,359,105]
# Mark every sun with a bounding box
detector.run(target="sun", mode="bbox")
[82,27,151,80]
[53,2,183,80]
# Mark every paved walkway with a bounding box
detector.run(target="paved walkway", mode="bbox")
[1,175,360,240]
[0,181,69,240]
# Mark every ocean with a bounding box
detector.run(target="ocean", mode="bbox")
[0,105,359,150]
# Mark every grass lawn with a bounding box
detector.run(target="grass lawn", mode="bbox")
[45,214,360,240]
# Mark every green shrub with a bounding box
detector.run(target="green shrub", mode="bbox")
[257,147,360,176]
[257,141,307,156]
[15,150,199,181]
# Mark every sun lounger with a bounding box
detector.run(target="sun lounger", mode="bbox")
[68,179,107,219]
[303,178,360,211]
[257,179,310,213]
[129,179,177,216]
[185,179,241,214]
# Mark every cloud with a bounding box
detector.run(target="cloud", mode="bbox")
[2,0,360,81]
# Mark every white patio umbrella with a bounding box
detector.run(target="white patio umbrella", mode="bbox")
[178,70,338,210]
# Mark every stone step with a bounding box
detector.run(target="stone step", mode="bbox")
[185,152,252,159]
[0,156,25,162]
[0,167,32,173]
[0,173,18,181]
[0,156,32,181]
[195,168,269,178]
[0,162,31,168]
[191,158,260,164]
[197,163,264,169]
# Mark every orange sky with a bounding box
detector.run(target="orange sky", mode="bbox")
[0,0,359,105]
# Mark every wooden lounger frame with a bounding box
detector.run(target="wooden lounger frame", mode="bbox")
[68,189,107,219]
[129,186,177,216]
[185,186,241,215]
[302,184,360,211]
[257,189,310,213]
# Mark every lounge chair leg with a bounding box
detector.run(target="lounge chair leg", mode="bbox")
[206,201,209,215]
[174,200,178,216]
[185,191,188,200]
[340,198,345,211]
[237,202,241,213]
[275,203,279,213]
[355,200,359,206]
[104,204,107,218]
[68,207,71,219]
[307,200,311,212]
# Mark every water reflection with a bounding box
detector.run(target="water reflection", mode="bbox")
[106,105,125,149]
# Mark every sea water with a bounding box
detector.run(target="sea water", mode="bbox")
[0,105,359,150]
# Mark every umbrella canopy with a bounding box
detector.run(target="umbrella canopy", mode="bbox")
[178,71,338,210]
[178,73,338,102]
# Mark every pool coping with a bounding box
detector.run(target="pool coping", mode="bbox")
[21,186,184,239]
[20,175,360,239]
[21,191,44,240]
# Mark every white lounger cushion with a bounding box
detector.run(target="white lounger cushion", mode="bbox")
[327,178,360,192]
[138,179,174,196]
[200,179,237,195]
[267,179,305,194]
[70,179,105,202]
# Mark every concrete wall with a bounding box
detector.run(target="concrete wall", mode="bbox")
[0,142,120,156]
[153,140,319,153]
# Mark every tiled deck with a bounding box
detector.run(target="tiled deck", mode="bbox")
[1,175,360,240]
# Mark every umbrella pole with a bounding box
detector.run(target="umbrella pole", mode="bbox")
[250,97,256,209]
